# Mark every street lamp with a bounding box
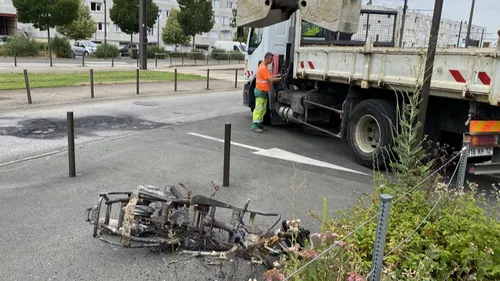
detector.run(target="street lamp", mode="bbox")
[104,0,108,59]
[157,11,161,47]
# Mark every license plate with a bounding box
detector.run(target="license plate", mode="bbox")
[468,147,493,157]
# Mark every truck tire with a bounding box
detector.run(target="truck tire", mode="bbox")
[347,99,396,169]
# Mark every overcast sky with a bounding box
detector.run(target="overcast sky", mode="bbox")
[368,0,499,40]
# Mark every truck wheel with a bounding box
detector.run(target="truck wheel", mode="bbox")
[347,99,396,169]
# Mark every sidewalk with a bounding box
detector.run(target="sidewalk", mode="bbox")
[0,79,244,110]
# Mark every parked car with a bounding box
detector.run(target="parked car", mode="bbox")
[119,43,139,57]
[0,36,9,46]
[72,40,97,56]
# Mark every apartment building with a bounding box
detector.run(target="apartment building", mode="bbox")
[359,4,487,48]
[401,9,486,48]
[0,0,237,49]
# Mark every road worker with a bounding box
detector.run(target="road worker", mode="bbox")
[251,52,282,133]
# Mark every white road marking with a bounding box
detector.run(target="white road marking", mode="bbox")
[188,132,368,176]
[188,132,262,151]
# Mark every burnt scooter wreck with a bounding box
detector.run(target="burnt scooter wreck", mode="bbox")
[85,183,311,268]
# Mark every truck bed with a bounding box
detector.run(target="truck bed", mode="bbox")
[294,45,499,105]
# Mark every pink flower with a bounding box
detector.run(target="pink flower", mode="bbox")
[347,273,366,281]
[278,273,285,280]
[309,232,322,244]
[337,240,345,247]
[266,276,273,281]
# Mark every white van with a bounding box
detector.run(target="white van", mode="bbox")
[212,41,247,54]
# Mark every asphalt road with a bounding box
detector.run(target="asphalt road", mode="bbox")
[0,89,497,280]
[0,90,374,281]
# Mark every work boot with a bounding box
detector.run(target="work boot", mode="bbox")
[251,127,264,133]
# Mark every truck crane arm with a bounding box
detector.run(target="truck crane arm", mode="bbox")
[235,0,362,34]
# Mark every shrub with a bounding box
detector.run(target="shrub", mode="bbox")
[229,51,245,61]
[276,90,500,281]
[147,45,166,59]
[95,43,119,58]
[211,47,229,60]
[50,36,73,58]
[187,49,205,60]
[38,41,49,51]
[3,36,39,57]
[0,45,7,57]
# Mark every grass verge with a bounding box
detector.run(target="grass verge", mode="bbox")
[0,70,204,90]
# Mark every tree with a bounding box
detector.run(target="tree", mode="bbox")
[12,0,80,66]
[56,1,96,41]
[230,8,248,45]
[109,0,159,44]
[177,0,214,49]
[161,8,190,51]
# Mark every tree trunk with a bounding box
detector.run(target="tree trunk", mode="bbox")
[130,33,133,45]
[47,29,53,67]
[192,35,195,50]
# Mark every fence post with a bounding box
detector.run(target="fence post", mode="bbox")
[456,139,470,189]
[235,69,238,88]
[67,112,76,178]
[174,68,178,92]
[155,53,158,68]
[90,69,95,98]
[111,56,114,67]
[136,68,139,95]
[206,69,210,90]
[14,55,17,67]
[23,69,32,104]
[82,54,85,67]
[370,194,392,281]
[223,122,231,187]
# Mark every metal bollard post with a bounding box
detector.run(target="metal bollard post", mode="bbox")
[456,140,470,189]
[23,69,32,104]
[82,54,85,67]
[136,68,139,95]
[111,56,114,67]
[182,53,184,65]
[155,54,158,68]
[174,69,178,92]
[235,69,238,88]
[67,112,76,178]
[14,55,17,67]
[90,69,95,98]
[223,122,231,187]
[369,194,392,281]
[206,69,210,90]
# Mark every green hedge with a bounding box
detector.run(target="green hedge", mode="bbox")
[95,43,119,58]
[187,49,206,60]
[50,36,73,58]
[210,47,244,61]
[147,45,166,59]
[2,36,39,57]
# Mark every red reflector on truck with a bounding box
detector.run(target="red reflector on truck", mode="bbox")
[470,135,498,147]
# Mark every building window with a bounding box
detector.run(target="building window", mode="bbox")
[91,2,102,11]
[113,24,120,32]
[210,31,218,39]
[165,10,169,17]
[148,28,154,36]
[227,1,233,8]
[224,32,232,40]
[97,22,105,31]
[212,0,219,8]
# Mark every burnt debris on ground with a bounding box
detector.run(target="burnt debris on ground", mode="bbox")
[0,115,169,139]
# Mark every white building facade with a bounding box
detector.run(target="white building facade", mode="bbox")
[0,0,237,50]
